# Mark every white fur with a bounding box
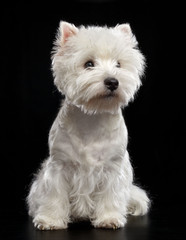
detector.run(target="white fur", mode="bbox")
[27,21,150,230]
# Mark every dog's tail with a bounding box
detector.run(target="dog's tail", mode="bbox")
[127,185,150,216]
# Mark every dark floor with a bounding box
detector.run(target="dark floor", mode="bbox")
[1,204,185,240]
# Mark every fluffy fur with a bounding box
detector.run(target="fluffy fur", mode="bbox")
[27,21,150,230]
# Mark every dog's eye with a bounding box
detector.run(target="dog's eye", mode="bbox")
[84,61,94,69]
[116,61,121,68]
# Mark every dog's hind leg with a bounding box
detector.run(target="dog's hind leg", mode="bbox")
[127,185,150,216]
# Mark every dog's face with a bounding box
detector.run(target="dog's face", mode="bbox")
[52,21,145,114]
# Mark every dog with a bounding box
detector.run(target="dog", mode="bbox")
[27,21,150,230]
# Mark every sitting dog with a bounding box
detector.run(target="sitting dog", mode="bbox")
[27,21,150,230]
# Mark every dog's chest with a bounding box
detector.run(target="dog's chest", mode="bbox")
[50,106,127,166]
[66,106,124,140]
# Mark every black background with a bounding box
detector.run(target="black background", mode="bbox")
[1,0,185,239]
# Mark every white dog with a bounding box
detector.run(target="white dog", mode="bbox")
[27,21,150,230]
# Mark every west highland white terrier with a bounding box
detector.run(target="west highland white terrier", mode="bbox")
[27,21,150,230]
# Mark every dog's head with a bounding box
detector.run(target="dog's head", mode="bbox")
[52,21,145,114]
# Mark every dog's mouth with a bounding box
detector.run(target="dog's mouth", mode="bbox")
[78,90,122,114]
[101,92,117,99]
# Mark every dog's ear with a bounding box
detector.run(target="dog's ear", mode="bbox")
[116,23,138,46]
[116,23,132,36]
[59,21,79,44]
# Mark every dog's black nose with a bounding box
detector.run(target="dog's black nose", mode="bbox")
[104,78,119,91]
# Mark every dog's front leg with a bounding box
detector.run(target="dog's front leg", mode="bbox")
[91,176,128,229]
[28,158,71,230]
[32,185,70,230]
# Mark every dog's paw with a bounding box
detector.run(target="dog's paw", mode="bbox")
[96,218,124,229]
[33,216,68,230]
[34,222,60,230]
[93,217,126,230]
